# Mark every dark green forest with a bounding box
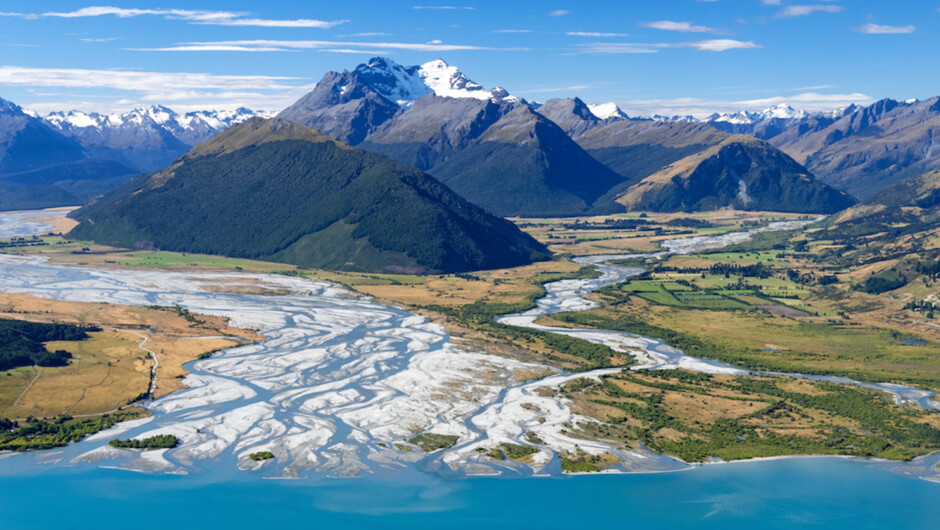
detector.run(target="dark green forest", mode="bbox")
[0,318,97,371]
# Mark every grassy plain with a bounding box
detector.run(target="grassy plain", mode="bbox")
[560,370,940,463]
[0,292,258,419]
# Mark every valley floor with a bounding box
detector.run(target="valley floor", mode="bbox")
[1,209,940,475]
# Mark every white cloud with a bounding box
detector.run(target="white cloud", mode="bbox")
[776,5,842,17]
[130,39,496,53]
[0,66,299,91]
[685,39,760,51]
[642,20,719,33]
[41,7,243,20]
[200,18,348,28]
[578,39,759,54]
[566,31,629,37]
[856,23,915,34]
[0,7,347,28]
[0,66,312,113]
[549,10,570,16]
[79,37,119,42]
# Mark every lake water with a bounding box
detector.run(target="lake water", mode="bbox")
[0,211,938,527]
[0,457,937,529]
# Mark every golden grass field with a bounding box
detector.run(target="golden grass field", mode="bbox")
[0,292,260,419]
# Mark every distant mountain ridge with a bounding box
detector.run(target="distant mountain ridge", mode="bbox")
[0,98,136,210]
[43,105,273,171]
[647,98,940,200]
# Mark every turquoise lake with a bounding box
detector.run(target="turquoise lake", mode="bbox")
[0,457,937,529]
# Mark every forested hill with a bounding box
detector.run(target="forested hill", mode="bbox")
[69,118,551,274]
[0,319,94,371]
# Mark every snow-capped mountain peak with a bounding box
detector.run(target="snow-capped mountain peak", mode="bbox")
[587,102,627,120]
[417,58,507,101]
[44,106,270,133]
[758,104,807,120]
[822,104,860,119]
[352,56,513,107]
[44,109,102,129]
[707,110,758,125]
[353,57,429,106]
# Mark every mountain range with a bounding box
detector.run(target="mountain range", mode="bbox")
[275,57,849,216]
[647,98,940,201]
[0,99,273,211]
[44,105,272,171]
[6,56,940,219]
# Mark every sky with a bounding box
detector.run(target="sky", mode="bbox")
[0,1,936,117]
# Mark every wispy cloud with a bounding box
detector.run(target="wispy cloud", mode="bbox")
[0,66,299,91]
[79,37,120,42]
[0,7,347,28]
[578,39,760,54]
[642,20,720,33]
[856,23,915,34]
[686,39,759,51]
[200,18,348,28]
[129,39,498,53]
[566,31,629,37]
[776,4,842,18]
[549,10,570,16]
[0,65,311,113]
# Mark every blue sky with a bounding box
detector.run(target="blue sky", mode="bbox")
[0,1,936,117]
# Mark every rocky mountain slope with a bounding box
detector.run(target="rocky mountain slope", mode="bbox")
[430,105,626,216]
[616,135,855,213]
